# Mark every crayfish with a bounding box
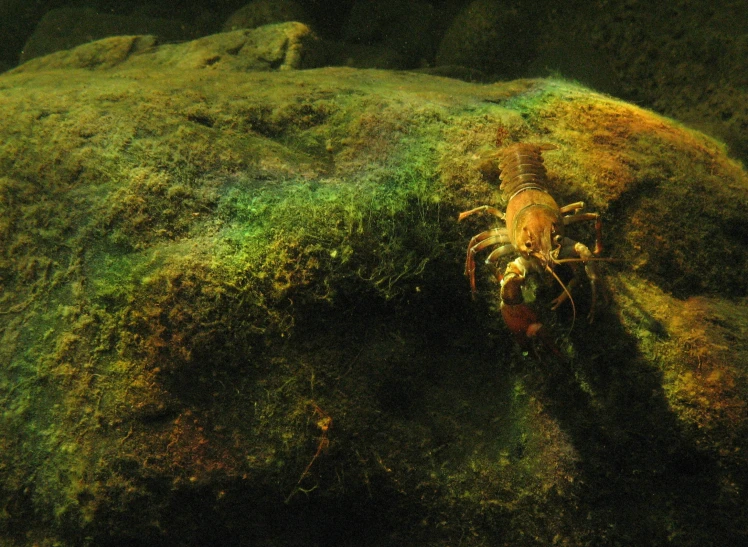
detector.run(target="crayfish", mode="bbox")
[459,143,607,353]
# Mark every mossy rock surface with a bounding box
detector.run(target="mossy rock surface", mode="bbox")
[0,34,747,546]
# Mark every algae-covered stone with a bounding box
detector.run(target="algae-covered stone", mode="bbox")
[141,23,325,72]
[223,0,311,32]
[341,0,436,62]
[19,7,198,63]
[0,32,747,546]
[12,35,159,72]
[12,23,325,74]
[435,0,537,78]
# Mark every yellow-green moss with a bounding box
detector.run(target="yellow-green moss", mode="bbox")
[0,61,746,545]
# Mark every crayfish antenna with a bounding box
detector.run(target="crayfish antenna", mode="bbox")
[545,263,576,333]
[552,257,627,264]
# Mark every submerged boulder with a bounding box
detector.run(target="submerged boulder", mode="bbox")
[0,31,746,546]
[223,0,311,32]
[19,7,200,64]
[12,22,325,73]
[435,0,537,79]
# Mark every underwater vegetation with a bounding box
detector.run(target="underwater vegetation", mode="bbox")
[0,33,747,546]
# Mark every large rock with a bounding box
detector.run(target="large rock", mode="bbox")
[0,31,746,546]
[341,0,436,63]
[223,0,311,32]
[0,0,57,69]
[19,7,199,63]
[529,1,748,163]
[12,23,325,73]
[435,0,537,78]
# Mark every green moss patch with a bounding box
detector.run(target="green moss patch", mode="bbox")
[0,55,746,545]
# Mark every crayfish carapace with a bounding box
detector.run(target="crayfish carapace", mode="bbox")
[459,143,608,352]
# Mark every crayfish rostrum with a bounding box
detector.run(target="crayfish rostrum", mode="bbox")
[459,143,607,353]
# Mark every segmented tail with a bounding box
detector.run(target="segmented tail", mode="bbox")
[498,143,557,198]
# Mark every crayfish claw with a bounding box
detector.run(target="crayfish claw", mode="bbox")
[501,303,563,358]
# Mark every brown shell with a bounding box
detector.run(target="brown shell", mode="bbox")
[498,143,557,198]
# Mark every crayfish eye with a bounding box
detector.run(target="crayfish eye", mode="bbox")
[525,240,532,250]
[553,234,562,245]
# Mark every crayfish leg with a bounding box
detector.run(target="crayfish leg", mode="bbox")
[464,229,510,294]
[554,239,602,323]
[559,201,585,215]
[458,205,505,222]
[563,211,603,255]
[485,243,516,265]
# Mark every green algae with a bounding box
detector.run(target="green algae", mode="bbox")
[0,49,746,546]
